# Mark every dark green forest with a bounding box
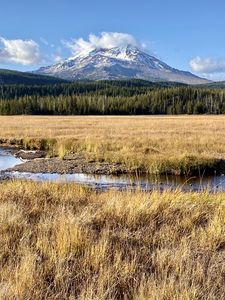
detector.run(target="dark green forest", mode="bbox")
[0,69,67,85]
[1,79,225,115]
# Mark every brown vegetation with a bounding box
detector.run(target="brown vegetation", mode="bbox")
[1,115,225,174]
[0,180,225,299]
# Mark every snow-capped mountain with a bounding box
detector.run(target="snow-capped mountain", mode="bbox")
[36,45,209,84]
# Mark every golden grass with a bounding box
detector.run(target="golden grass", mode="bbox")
[1,115,225,173]
[0,180,225,299]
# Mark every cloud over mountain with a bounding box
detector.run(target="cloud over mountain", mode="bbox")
[65,32,144,57]
[189,56,225,74]
[0,37,43,65]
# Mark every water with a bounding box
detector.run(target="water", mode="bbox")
[1,147,225,191]
[0,148,24,171]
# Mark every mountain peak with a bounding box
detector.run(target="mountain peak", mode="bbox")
[35,46,210,84]
[68,44,142,62]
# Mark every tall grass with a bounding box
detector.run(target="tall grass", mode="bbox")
[0,180,225,299]
[1,115,225,174]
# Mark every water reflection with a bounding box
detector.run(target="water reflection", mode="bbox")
[0,148,23,171]
[1,148,225,191]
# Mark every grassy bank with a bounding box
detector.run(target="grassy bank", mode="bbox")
[0,180,225,299]
[0,116,225,174]
[1,115,225,174]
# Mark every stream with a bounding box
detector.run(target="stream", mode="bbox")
[1,147,225,192]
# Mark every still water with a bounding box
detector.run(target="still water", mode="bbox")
[1,148,225,192]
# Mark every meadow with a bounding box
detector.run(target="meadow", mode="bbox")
[0,180,225,299]
[1,115,225,174]
[1,116,225,299]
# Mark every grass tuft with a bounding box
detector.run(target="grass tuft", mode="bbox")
[0,181,224,298]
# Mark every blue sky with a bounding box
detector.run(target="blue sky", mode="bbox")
[1,0,225,80]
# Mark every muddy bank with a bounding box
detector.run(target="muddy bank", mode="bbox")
[3,148,131,175]
[7,156,225,177]
[14,149,46,160]
[4,147,225,176]
[0,173,12,182]
[7,154,129,175]
[0,146,46,158]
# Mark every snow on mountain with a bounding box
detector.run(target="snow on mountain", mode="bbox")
[35,45,209,84]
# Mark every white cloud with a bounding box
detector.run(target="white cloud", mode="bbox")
[52,46,63,63]
[0,37,43,65]
[65,32,144,56]
[189,56,225,73]
[201,72,225,81]
[40,37,55,48]
[40,37,49,46]
[53,55,62,63]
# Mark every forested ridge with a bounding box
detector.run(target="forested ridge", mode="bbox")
[0,79,225,115]
[0,69,67,85]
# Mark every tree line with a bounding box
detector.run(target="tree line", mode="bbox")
[0,80,225,115]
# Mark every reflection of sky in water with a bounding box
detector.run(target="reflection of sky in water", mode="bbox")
[7,171,225,192]
[0,149,23,171]
[1,148,225,191]
[8,172,139,190]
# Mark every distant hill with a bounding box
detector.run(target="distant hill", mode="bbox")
[198,81,225,89]
[0,69,68,85]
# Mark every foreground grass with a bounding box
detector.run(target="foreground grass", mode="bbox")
[1,181,225,299]
[1,115,225,174]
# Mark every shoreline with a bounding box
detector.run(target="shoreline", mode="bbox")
[6,147,130,175]
[3,146,225,177]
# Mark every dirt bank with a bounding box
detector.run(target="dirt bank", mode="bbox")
[14,149,46,160]
[0,173,12,182]
[7,153,129,175]
[5,148,225,176]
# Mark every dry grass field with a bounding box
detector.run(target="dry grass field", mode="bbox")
[1,116,225,299]
[0,180,225,299]
[1,115,225,174]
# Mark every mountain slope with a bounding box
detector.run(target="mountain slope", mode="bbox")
[0,69,68,85]
[198,81,225,89]
[36,45,209,85]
